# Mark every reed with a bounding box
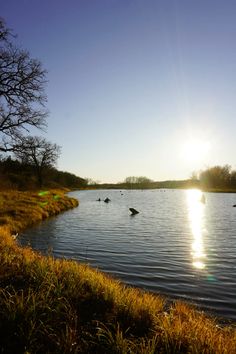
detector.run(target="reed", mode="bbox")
[0,190,235,353]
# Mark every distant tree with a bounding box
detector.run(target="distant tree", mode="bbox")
[13,136,61,187]
[124,176,137,187]
[0,18,48,152]
[199,165,231,188]
[190,171,199,181]
[85,178,100,186]
[135,176,153,188]
[124,176,153,188]
[230,170,236,187]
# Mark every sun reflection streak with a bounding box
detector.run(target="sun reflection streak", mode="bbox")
[186,189,206,270]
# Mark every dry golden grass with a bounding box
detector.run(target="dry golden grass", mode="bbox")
[0,190,236,353]
[0,189,78,233]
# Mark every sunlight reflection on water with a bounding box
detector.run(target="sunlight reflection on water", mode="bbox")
[186,189,206,270]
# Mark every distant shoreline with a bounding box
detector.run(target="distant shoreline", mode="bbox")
[77,185,236,193]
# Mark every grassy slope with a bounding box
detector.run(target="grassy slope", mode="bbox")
[0,191,236,353]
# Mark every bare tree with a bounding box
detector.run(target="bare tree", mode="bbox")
[0,18,11,42]
[199,165,232,188]
[0,18,48,152]
[124,176,153,188]
[14,136,61,187]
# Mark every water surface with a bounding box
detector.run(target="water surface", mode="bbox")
[19,189,236,322]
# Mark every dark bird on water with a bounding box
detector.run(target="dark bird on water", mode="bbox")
[104,197,111,203]
[129,208,139,215]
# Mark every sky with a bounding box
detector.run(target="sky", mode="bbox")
[1,0,236,183]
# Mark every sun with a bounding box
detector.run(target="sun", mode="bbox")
[181,139,211,162]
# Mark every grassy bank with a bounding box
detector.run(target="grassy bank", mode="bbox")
[0,189,79,233]
[0,191,236,353]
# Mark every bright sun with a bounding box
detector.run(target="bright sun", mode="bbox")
[181,139,211,162]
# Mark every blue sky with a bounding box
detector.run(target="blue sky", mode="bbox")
[2,0,236,182]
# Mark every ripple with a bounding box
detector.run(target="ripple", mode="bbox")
[19,189,236,322]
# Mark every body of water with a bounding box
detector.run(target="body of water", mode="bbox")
[19,189,236,322]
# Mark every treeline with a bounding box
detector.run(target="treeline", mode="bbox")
[0,157,87,190]
[3,158,235,192]
[89,166,236,191]
[90,176,199,190]
[118,177,199,189]
[199,165,236,189]
[117,167,236,190]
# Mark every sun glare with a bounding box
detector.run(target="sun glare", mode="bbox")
[181,139,211,162]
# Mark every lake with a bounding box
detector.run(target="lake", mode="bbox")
[19,189,236,322]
